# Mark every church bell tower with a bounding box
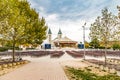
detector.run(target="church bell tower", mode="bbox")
[58,28,62,40]
[48,28,52,44]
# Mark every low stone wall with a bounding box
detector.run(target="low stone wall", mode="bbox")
[0,60,30,76]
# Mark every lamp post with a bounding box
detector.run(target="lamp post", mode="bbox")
[82,22,86,60]
[117,6,120,19]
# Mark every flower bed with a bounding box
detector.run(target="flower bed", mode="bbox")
[0,59,30,76]
[65,66,120,80]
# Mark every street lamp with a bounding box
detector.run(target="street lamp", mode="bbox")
[82,22,86,60]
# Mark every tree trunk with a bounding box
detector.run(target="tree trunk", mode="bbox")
[104,47,107,66]
[104,41,107,66]
[12,38,16,62]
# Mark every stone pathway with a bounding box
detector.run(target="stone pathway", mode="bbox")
[1,50,120,80]
[0,57,68,80]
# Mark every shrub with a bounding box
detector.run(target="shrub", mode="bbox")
[0,47,22,52]
[66,67,120,80]
[26,48,35,50]
[112,44,120,50]
[99,46,105,49]
[0,47,8,52]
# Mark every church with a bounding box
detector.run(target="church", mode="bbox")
[47,28,78,48]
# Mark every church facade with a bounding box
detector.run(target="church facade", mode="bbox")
[48,28,78,48]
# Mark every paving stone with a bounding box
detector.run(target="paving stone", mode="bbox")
[0,58,68,80]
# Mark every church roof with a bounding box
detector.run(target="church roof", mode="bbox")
[53,36,77,43]
[59,36,72,41]
[58,29,62,34]
[48,28,52,34]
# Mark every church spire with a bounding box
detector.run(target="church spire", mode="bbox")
[58,28,62,34]
[58,28,62,40]
[48,28,52,34]
[48,28,52,44]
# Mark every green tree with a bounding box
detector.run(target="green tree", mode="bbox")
[89,8,116,65]
[117,6,120,19]
[112,43,120,50]
[114,6,120,42]
[111,6,120,51]
[0,0,47,61]
[0,0,10,22]
[89,38,100,49]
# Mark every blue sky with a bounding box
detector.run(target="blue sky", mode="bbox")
[28,0,120,42]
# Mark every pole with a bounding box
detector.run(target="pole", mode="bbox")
[82,23,86,60]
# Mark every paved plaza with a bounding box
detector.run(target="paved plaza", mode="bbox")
[1,50,120,80]
[0,54,74,80]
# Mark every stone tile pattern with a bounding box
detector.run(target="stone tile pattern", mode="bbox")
[0,60,68,80]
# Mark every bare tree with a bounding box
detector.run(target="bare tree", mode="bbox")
[89,8,116,65]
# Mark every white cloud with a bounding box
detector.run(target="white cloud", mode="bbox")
[38,6,44,12]
[46,14,58,22]
[46,14,94,42]
[28,0,120,42]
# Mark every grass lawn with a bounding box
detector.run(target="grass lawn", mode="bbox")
[64,66,120,80]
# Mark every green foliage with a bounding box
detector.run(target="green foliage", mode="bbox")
[112,44,120,50]
[0,0,47,61]
[67,67,97,80]
[99,46,105,49]
[89,7,120,49]
[89,8,117,47]
[85,67,92,71]
[66,67,120,80]
[26,48,35,50]
[0,47,22,52]
[89,8,117,65]
[97,75,120,80]
[89,38,100,49]
[0,47,8,52]
[0,0,47,45]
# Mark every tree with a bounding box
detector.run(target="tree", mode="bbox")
[114,6,120,41]
[117,6,120,19]
[0,0,47,62]
[0,0,10,22]
[89,8,116,65]
[112,43,120,50]
[89,38,100,49]
[107,6,120,50]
